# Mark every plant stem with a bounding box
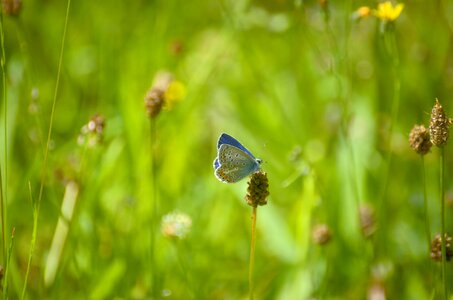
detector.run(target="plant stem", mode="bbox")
[37,0,71,217]
[0,170,3,272]
[21,182,37,300]
[176,240,193,298]
[0,7,9,298]
[377,26,401,258]
[439,146,447,299]
[0,1,7,274]
[3,228,14,300]
[249,206,257,300]
[421,155,431,254]
[23,0,71,297]
[149,118,159,296]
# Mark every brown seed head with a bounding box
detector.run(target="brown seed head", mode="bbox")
[245,171,269,207]
[429,99,450,147]
[312,224,332,245]
[169,40,184,56]
[409,124,432,155]
[88,114,105,135]
[430,233,453,262]
[319,0,328,8]
[359,204,376,238]
[2,0,21,16]
[78,114,106,147]
[144,88,165,119]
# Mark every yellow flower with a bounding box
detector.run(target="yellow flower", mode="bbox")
[374,1,404,22]
[164,80,186,110]
[352,6,372,20]
[357,6,371,17]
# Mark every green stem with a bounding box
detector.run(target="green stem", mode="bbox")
[37,0,71,216]
[0,7,9,299]
[377,27,401,258]
[176,240,193,298]
[421,155,431,254]
[440,147,447,299]
[21,182,37,300]
[0,169,3,270]
[23,0,71,297]
[249,206,257,300]
[0,0,7,273]
[316,248,331,300]
[149,118,159,296]
[387,28,401,149]
[3,228,14,300]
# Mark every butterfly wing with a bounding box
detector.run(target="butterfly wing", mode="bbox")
[214,144,260,183]
[213,158,220,170]
[217,133,256,159]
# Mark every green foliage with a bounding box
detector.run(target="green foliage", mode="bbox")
[0,0,452,298]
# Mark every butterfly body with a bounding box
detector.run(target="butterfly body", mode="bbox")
[213,133,262,183]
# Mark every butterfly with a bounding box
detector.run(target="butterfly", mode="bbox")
[213,133,262,183]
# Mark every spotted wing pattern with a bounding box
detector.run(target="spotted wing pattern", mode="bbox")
[214,144,260,183]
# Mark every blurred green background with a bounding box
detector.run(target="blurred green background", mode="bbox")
[1,0,453,299]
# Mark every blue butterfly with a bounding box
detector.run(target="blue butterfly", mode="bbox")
[213,133,262,183]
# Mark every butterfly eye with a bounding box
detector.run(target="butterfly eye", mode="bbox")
[256,159,262,164]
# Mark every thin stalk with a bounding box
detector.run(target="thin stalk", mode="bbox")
[176,241,193,298]
[0,1,7,272]
[249,206,257,300]
[314,246,331,300]
[421,155,431,254]
[0,170,3,271]
[377,26,400,257]
[3,227,14,300]
[149,118,159,296]
[36,0,71,218]
[23,0,71,297]
[439,147,447,299]
[385,26,401,156]
[21,182,36,300]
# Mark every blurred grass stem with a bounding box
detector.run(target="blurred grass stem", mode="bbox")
[439,147,447,299]
[0,3,7,274]
[378,25,400,257]
[3,228,14,300]
[0,7,8,297]
[322,1,362,223]
[36,0,71,216]
[175,241,193,297]
[21,182,37,300]
[22,0,71,297]
[44,181,79,287]
[421,156,431,253]
[149,118,160,296]
[249,206,257,300]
